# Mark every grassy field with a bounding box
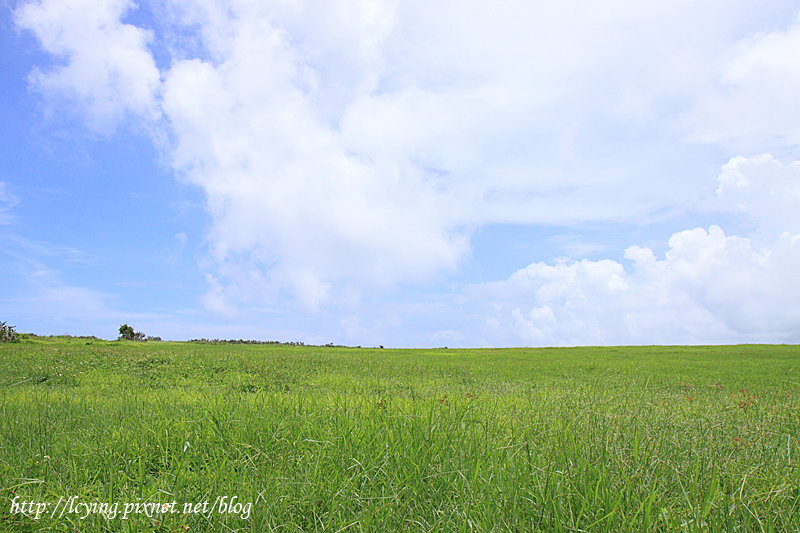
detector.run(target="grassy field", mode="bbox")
[1,339,799,532]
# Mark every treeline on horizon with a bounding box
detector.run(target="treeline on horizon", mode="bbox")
[0,323,361,348]
[187,338,310,346]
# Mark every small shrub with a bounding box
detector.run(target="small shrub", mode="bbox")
[0,321,19,343]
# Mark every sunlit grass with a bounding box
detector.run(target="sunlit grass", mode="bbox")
[1,340,799,531]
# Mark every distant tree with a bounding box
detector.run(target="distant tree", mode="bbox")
[0,321,18,343]
[119,324,145,341]
[119,324,134,340]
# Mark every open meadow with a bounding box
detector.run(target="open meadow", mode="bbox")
[1,339,799,532]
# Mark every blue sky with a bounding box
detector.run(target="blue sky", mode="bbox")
[2,0,800,346]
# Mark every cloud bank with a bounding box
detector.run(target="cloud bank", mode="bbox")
[14,0,800,345]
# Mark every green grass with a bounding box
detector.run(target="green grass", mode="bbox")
[1,339,799,532]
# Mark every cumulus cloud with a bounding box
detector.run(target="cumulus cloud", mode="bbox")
[14,0,161,130]
[467,155,800,346]
[160,38,469,308]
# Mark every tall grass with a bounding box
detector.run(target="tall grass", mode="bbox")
[1,340,799,531]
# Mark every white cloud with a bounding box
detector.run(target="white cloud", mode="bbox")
[464,155,800,346]
[685,12,800,150]
[154,0,781,310]
[158,2,471,309]
[717,154,800,242]
[14,0,161,131]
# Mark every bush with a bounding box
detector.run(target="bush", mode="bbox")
[0,321,19,343]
